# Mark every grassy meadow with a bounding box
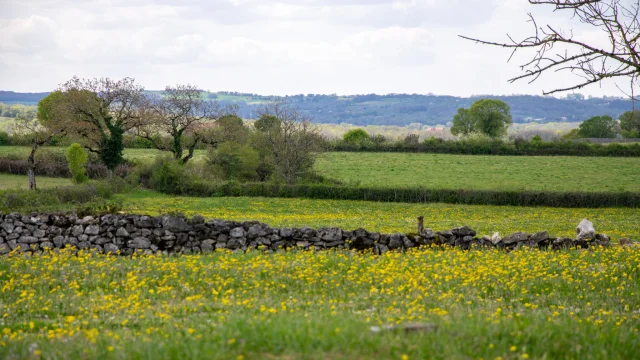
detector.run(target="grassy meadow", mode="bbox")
[118,191,640,240]
[0,146,208,163]
[1,248,639,359]
[1,146,640,359]
[0,174,71,190]
[2,146,640,193]
[316,152,640,192]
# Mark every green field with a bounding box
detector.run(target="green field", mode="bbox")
[2,170,640,359]
[2,245,638,359]
[2,147,640,193]
[0,146,208,163]
[0,174,72,190]
[316,152,640,192]
[119,191,640,240]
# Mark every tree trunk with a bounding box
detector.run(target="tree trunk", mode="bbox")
[28,136,38,190]
[28,168,36,190]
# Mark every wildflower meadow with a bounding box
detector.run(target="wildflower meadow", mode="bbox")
[1,247,639,359]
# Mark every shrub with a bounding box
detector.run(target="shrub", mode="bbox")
[0,131,9,146]
[404,134,420,145]
[65,143,89,184]
[207,143,260,181]
[148,156,194,194]
[328,136,640,157]
[343,129,371,144]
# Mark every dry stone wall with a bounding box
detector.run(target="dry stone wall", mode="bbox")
[0,213,619,256]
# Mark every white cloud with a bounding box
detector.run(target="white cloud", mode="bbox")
[0,0,631,98]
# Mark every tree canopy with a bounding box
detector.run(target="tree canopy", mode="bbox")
[450,108,476,137]
[38,77,147,171]
[619,110,640,137]
[451,99,512,138]
[578,115,618,138]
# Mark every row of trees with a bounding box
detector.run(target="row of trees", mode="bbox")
[569,110,640,139]
[0,103,35,118]
[27,76,322,189]
[447,99,640,140]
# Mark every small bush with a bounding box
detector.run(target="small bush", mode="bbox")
[65,143,89,184]
[148,156,194,194]
[207,143,260,181]
[343,129,371,144]
[0,131,10,146]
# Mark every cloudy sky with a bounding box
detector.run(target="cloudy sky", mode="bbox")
[0,0,630,97]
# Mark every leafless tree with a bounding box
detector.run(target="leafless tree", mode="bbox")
[138,84,237,164]
[460,0,640,102]
[13,110,65,190]
[255,100,324,184]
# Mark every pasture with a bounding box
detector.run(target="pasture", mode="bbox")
[0,146,208,163]
[1,147,640,360]
[119,191,640,240]
[316,152,640,192]
[1,247,638,359]
[2,146,640,192]
[0,174,71,190]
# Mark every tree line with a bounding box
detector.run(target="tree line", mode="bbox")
[22,76,323,190]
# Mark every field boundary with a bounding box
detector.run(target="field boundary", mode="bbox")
[0,213,620,256]
[167,181,640,208]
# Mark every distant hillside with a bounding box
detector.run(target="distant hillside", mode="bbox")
[0,90,634,126]
[0,91,49,105]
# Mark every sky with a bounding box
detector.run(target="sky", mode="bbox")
[0,0,634,97]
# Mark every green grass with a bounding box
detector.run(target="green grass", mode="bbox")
[118,190,640,240]
[0,173,72,190]
[315,152,640,192]
[1,247,638,359]
[0,146,208,163]
[2,146,640,194]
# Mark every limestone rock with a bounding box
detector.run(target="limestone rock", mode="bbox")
[318,228,343,242]
[576,219,595,241]
[502,232,530,245]
[490,232,502,245]
[116,227,130,238]
[128,237,151,249]
[18,236,38,244]
[0,222,15,234]
[230,227,246,238]
[162,216,192,233]
[388,234,404,250]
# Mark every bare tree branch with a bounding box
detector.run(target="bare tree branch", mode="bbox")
[460,0,640,98]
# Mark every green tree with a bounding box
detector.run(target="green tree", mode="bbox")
[254,115,281,133]
[450,108,476,136]
[210,114,249,146]
[619,110,640,137]
[40,77,146,175]
[343,129,370,144]
[578,115,617,138]
[469,99,512,138]
[65,143,89,184]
